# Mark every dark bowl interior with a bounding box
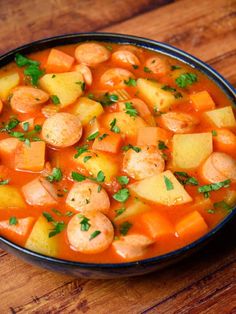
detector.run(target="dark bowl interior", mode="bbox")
[0,32,235,279]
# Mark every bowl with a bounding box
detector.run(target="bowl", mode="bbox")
[0,33,235,279]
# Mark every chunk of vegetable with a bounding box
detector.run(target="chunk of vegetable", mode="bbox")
[15,141,46,172]
[22,177,58,206]
[0,186,26,208]
[25,215,59,257]
[137,127,171,146]
[204,106,236,128]
[39,71,84,107]
[213,128,236,154]
[102,112,147,139]
[140,211,175,240]
[175,211,208,242]
[173,133,213,169]
[46,48,74,73]
[190,91,215,111]
[0,72,20,100]
[74,151,118,182]
[0,138,20,156]
[92,130,122,154]
[114,201,150,222]
[112,234,154,260]
[72,97,104,125]
[129,170,192,206]
[136,78,185,112]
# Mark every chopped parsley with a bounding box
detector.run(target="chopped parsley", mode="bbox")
[144,66,152,73]
[174,172,198,186]
[132,65,139,69]
[175,73,198,88]
[213,200,232,211]
[15,53,39,67]
[98,133,108,141]
[76,81,86,91]
[0,118,20,132]
[46,167,63,183]
[212,130,217,137]
[74,145,89,158]
[171,65,181,71]
[87,131,99,141]
[78,214,91,231]
[89,230,101,240]
[164,176,174,191]
[119,221,132,236]
[52,208,63,216]
[124,78,137,87]
[9,216,18,225]
[49,221,66,238]
[65,211,74,217]
[43,211,54,222]
[71,170,105,184]
[22,122,29,131]
[99,93,119,106]
[161,85,183,99]
[88,93,94,99]
[115,207,126,217]
[0,179,10,185]
[158,140,168,150]
[96,170,105,183]
[71,172,86,182]
[117,176,129,185]
[198,179,231,198]
[110,118,120,133]
[122,144,141,153]
[83,155,92,163]
[113,188,130,202]
[50,95,60,105]
[124,102,138,117]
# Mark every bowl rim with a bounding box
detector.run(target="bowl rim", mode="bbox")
[0,32,235,269]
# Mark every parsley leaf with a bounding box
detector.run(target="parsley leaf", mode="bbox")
[96,171,105,183]
[15,53,39,67]
[158,140,168,150]
[43,212,54,222]
[24,64,44,86]
[22,122,29,131]
[71,172,86,182]
[87,131,99,141]
[198,179,231,196]
[174,172,198,186]
[110,118,120,133]
[144,66,152,73]
[98,133,108,141]
[124,78,137,87]
[117,176,129,185]
[164,176,174,191]
[46,168,63,183]
[83,155,92,163]
[49,221,66,238]
[50,95,60,105]
[171,65,181,71]
[122,144,141,153]
[175,73,198,88]
[113,188,130,202]
[74,145,89,158]
[212,130,217,137]
[115,207,126,217]
[99,93,119,106]
[124,102,138,117]
[9,216,18,225]
[89,230,101,240]
[78,214,91,231]
[213,200,232,211]
[119,221,132,236]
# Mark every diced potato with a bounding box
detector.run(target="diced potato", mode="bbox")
[114,201,150,222]
[102,112,147,138]
[129,170,192,206]
[204,106,236,128]
[136,78,185,112]
[225,190,236,207]
[0,72,20,100]
[25,215,59,257]
[74,150,118,182]
[0,138,20,155]
[173,133,213,169]
[0,186,26,208]
[39,71,84,107]
[15,141,45,172]
[71,97,104,125]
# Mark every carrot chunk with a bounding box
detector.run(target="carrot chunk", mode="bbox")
[0,217,35,244]
[140,210,174,240]
[92,130,122,154]
[190,91,215,112]
[213,128,236,154]
[15,141,45,172]
[46,48,74,73]
[175,211,208,242]
[137,127,171,146]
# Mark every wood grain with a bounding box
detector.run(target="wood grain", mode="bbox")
[0,0,236,313]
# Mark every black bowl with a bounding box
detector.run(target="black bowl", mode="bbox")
[0,33,235,279]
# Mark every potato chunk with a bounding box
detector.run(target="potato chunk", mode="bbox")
[129,170,192,206]
[204,106,236,128]
[137,78,185,112]
[114,201,150,222]
[0,186,26,209]
[72,97,104,125]
[39,71,84,107]
[0,72,20,100]
[25,215,59,257]
[173,133,213,170]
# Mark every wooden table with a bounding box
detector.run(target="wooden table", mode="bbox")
[0,0,236,312]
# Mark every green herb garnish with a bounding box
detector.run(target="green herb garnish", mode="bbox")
[113,188,130,202]
[50,95,60,105]
[124,102,138,117]
[144,66,152,73]
[198,179,231,197]
[175,73,198,88]
[89,230,101,240]
[119,221,132,236]
[124,78,137,87]
[83,156,92,163]
[9,216,18,225]
[46,168,63,183]
[174,172,198,186]
[164,176,174,191]
[71,172,86,182]
[98,133,109,141]
[110,118,120,133]
[122,144,141,153]
[87,131,99,141]
[117,176,129,185]
[74,145,89,158]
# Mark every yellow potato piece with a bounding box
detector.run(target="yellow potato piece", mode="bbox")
[173,132,213,169]
[0,72,20,100]
[204,106,236,128]
[25,215,59,257]
[0,186,26,209]
[129,170,192,206]
[114,201,150,222]
[72,97,104,125]
[39,71,84,107]
[136,78,185,112]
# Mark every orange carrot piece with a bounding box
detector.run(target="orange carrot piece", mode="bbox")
[137,126,171,146]
[190,91,215,112]
[0,217,35,243]
[46,48,74,73]
[15,141,45,172]
[92,130,122,154]
[213,128,236,154]
[140,210,174,240]
[175,211,208,242]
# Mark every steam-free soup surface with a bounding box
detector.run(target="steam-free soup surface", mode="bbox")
[0,42,235,263]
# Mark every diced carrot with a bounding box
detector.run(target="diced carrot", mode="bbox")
[175,211,208,242]
[46,48,74,73]
[0,138,20,156]
[137,126,172,146]
[140,210,174,240]
[190,91,215,112]
[0,217,35,244]
[15,141,45,172]
[213,128,236,154]
[92,129,122,154]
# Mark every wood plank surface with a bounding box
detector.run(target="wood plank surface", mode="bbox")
[0,0,236,313]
